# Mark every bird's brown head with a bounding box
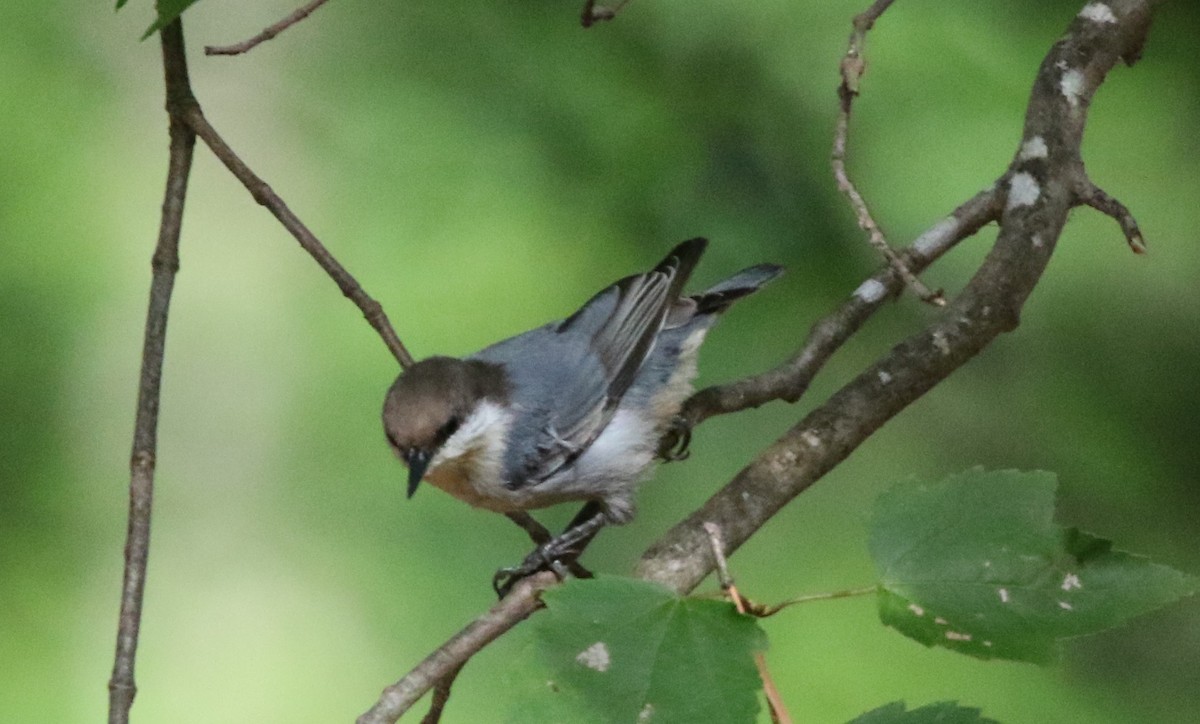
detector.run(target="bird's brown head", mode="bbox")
[382,356,507,498]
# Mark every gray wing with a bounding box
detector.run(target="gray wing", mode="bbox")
[474,238,707,486]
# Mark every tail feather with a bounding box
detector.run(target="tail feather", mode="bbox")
[690,263,784,314]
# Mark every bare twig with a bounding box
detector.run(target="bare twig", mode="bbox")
[638,0,1158,595]
[108,19,196,724]
[833,0,945,306]
[205,0,333,56]
[419,661,465,724]
[703,523,792,724]
[752,585,877,617]
[679,187,1001,429]
[581,0,635,28]
[178,106,415,369]
[357,571,557,724]
[1080,181,1147,253]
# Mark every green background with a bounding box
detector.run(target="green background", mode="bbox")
[2,0,1197,721]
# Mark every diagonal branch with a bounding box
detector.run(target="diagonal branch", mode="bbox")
[205,0,334,56]
[356,572,558,724]
[637,0,1159,594]
[680,186,1001,428]
[178,106,415,369]
[108,19,196,724]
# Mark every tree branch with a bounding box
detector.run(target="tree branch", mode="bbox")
[204,0,333,56]
[356,572,557,724]
[832,0,944,305]
[637,0,1158,594]
[680,186,1001,428]
[108,19,196,724]
[178,105,415,369]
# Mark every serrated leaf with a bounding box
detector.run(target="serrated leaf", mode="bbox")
[870,469,1198,663]
[850,700,999,724]
[525,576,766,724]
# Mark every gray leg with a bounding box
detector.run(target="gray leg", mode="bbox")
[493,503,606,597]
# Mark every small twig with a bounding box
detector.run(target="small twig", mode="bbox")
[678,187,1002,429]
[703,523,792,724]
[205,0,332,56]
[752,586,877,617]
[580,0,635,28]
[833,0,945,306]
[420,661,465,724]
[108,19,197,724]
[357,571,558,724]
[1079,181,1147,253]
[178,105,415,368]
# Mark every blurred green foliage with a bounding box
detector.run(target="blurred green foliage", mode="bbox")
[1,0,1197,721]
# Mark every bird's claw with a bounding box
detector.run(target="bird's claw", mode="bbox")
[657,415,693,462]
[492,540,590,598]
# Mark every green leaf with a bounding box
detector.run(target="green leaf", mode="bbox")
[523,576,766,724]
[870,469,1198,663]
[121,0,204,39]
[850,701,999,724]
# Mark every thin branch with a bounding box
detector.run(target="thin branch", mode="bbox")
[178,106,415,369]
[205,0,333,56]
[753,585,877,617]
[833,0,944,306]
[638,0,1158,595]
[419,662,465,724]
[1080,181,1147,253]
[357,572,558,724]
[108,19,196,724]
[680,186,1002,429]
[704,523,792,724]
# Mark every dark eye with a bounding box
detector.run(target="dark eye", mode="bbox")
[435,416,461,445]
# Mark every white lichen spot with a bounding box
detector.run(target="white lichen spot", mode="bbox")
[854,278,888,304]
[1058,600,1074,611]
[1007,172,1041,210]
[1019,136,1049,161]
[998,588,1011,604]
[1079,3,1118,23]
[908,603,926,617]
[741,490,752,502]
[1062,573,1082,591]
[1031,234,1045,249]
[945,631,973,642]
[638,703,655,722]
[575,642,611,672]
[877,370,893,385]
[801,431,822,449]
[931,331,951,357]
[1060,68,1085,108]
[934,617,948,626]
[912,216,958,256]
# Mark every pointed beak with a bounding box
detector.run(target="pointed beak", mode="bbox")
[405,449,431,499]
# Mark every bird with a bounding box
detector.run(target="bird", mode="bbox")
[381,238,782,595]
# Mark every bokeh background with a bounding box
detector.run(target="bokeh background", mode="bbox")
[2,0,1198,721]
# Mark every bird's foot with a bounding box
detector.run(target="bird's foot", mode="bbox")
[492,540,592,598]
[657,415,693,462]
